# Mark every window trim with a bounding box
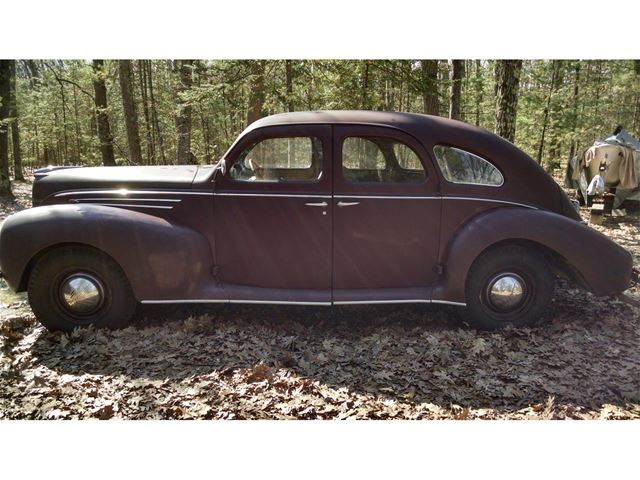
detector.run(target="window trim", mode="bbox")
[229,135,324,185]
[433,145,505,188]
[340,135,428,186]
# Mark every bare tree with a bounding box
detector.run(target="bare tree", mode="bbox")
[92,60,115,166]
[176,60,194,165]
[247,60,266,126]
[421,60,439,116]
[449,60,464,120]
[118,60,143,164]
[0,60,12,197]
[494,60,523,143]
[9,60,23,181]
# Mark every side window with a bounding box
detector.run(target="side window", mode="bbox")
[342,136,426,184]
[433,145,504,187]
[230,137,323,182]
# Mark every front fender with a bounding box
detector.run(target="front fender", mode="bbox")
[0,204,214,300]
[433,208,633,304]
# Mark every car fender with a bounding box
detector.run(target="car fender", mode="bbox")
[0,204,214,300]
[432,207,633,304]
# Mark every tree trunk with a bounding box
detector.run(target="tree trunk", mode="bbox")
[0,60,12,197]
[147,61,166,164]
[449,60,464,120]
[536,60,559,164]
[421,60,439,115]
[8,60,24,181]
[92,60,115,166]
[118,60,143,165]
[247,60,266,126]
[285,60,294,112]
[568,62,581,160]
[137,60,154,164]
[494,60,523,143]
[176,60,194,165]
[474,60,484,126]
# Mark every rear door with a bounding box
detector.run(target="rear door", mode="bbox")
[332,125,441,303]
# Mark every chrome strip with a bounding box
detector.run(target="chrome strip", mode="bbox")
[333,299,431,305]
[229,300,331,306]
[55,190,215,197]
[141,298,466,307]
[71,198,181,203]
[431,299,467,307]
[216,192,332,199]
[140,299,331,305]
[442,196,537,210]
[334,195,439,200]
[53,189,536,210]
[140,299,227,304]
[79,203,174,210]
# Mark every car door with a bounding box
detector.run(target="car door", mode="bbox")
[332,125,441,303]
[214,124,332,304]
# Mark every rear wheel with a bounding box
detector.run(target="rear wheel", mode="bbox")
[464,245,553,330]
[27,246,137,332]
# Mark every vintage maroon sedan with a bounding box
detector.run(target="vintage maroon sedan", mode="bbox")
[0,111,634,331]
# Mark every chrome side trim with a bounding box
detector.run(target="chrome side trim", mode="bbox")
[140,299,227,304]
[53,189,536,210]
[334,195,439,200]
[78,203,174,210]
[70,198,182,203]
[442,196,537,210]
[216,192,332,199]
[229,300,331,306]
[333,299,431,305]
[55,190,215,197]
[140,299,331,305]
[431,299,467,307]
[140,298,466,307]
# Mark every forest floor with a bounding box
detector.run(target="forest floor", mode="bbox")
[0,178,639,419]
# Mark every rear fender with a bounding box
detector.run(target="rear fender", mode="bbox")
[432,208,633,304]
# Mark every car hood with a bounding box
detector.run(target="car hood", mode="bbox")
[32,165,200,203]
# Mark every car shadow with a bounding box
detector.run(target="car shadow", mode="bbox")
[30,284,640,414]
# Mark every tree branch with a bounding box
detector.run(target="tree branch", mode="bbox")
[45,63,95,101]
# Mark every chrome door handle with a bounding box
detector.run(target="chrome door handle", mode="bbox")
[337,201,360,207]
[305,201,328,207]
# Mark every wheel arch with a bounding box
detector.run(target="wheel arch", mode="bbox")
[432,207,632,304]
[17,242,125,292]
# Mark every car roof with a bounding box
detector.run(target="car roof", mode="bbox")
[249,110,474,136]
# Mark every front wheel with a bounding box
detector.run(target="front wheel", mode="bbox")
[28,246,137,332]
[464,245,553,330]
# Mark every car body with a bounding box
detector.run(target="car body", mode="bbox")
[0,111,634,330]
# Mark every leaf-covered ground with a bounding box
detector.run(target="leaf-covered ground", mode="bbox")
[0,179,639,419]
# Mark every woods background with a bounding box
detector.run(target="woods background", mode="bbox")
[0,59,639,197]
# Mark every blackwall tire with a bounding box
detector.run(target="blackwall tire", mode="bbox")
[464,245,553,330]
[27,246,137,332]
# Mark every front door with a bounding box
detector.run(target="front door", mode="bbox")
[214,125,332,304]
[332,125,441,303]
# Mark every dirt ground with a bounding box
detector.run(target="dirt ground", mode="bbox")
[0,179,639,419]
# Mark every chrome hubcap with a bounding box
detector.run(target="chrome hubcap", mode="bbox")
[486,273,526,311]
[59,274,104,315]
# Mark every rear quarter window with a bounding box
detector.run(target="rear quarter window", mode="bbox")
[433,145,504,187]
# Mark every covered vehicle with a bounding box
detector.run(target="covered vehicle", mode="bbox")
[565,126,640,209]
[0,111,634,331]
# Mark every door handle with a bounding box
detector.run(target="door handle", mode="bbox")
[305,201,328,207]
[337,201,360,207]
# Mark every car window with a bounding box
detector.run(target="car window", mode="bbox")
[230,136,323,182]
[342,137,426,184]
[433,145,504,186]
